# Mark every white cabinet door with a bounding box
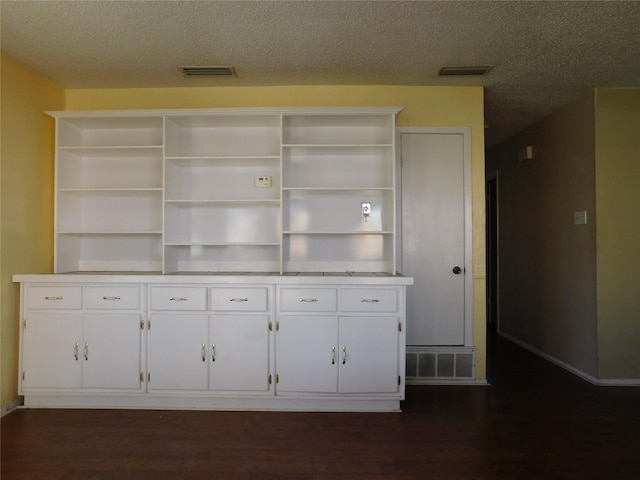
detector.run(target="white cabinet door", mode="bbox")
[22,314,83,389]
[210,315,270,392]
[82,314,142,390]
[276,315,399,395]
[338,316,399,394]
[149,313,271,393]
[148,314,209,391]
[276,316,339,393]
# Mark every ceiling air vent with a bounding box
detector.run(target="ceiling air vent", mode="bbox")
[181,66,236,77]
[439,65,493,76]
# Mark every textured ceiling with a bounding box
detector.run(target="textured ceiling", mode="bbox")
[2,0,639,146]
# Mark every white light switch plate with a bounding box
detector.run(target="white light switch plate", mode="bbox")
[574,210,587,225]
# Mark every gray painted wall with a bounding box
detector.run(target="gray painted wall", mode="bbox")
[486,92,599,378]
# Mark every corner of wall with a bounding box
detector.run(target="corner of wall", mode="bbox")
[1,52,65,409]
[594,88,640,380]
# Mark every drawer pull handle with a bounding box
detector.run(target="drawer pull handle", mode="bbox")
[331,346,336,365]
[170,297,188,302]
[102,296,121,301]
[342,346,347,365]
[201,344,206,362]
[360,298,380,303]
[211,344,216,362]
[45,296,63,301]
[84,342,89,361]
[74,342,79,361]
[299,298,319,303]
[230,298,248,302]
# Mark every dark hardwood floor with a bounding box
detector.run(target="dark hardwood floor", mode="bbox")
[2,332,640,480]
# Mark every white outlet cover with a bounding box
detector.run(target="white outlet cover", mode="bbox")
[254,175,272,188]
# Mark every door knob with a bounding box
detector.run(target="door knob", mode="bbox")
[452,266,462,274]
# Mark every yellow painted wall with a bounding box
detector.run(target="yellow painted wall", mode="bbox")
[66,85,480,128]
[0,53,65,410]
[595,88,640,379]
[67,85,487,378]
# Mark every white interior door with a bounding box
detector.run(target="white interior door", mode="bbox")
[400,131,470,345]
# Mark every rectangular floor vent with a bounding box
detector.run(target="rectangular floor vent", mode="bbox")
[406,347,475,383]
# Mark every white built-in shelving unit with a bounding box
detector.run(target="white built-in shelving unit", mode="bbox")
[281,114,396,273]
[16,107,413,412]
[55,116,165,273]
[163,114,282,273]
[50,108,401,275]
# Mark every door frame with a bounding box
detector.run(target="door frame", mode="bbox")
[486,171,500,332]
[396,127,473,346]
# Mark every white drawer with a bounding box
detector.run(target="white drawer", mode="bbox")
[150,287,207,311]
[279,288,337,312]
[26,286,82,310]
[85,286,141,310]
[340,288,398,312]
[210,287,268,311]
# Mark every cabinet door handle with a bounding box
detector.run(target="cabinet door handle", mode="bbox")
[102,296,121,301]
[170,297,188,302]
[211,344,216,362]
[299,298,319,303]
[74,342,79,361]
[84,342,89,361]
[331,346,336,365]
[201,344,206,362]
[360,298,380,303]
[229,298,248,302]
[342,346,347,365]
[45,296,63,301]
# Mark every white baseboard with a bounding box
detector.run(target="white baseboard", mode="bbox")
[19,393,402,412]
[406,378,489,386]
[498,331,640,387]
[1,398,23,417]
[597,378,640,387]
